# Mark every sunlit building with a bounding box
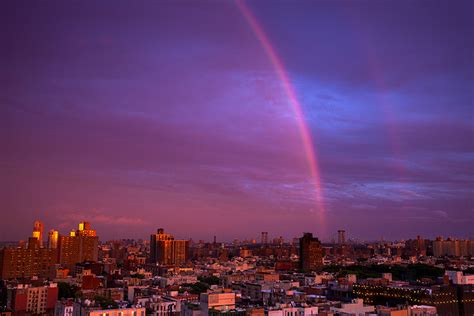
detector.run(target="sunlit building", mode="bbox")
[0,222,57,279]
[31,220,44,248]
[48,229,59,249]
[59,222,99,266]
[0,238,57,279]
[77,221,96,236]
[150,228,189,265]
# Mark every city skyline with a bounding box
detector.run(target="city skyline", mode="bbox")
[2,219,473,245]
[1,0,473,241]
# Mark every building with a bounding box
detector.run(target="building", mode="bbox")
[150,229,189,265]
[445,271,474,285]
[0,238,57,279]
[330,298,375,315]
[135,295,181,316]
[72,304,145,316]
[458,284,474,316]
[261,232,268,245]
[433,237,473,257]
[200,289,236,316]
[408,305,437,316]
[267,305,318,316]
[299,233,323,272]
[59,222,99,266]
[182,302,202,316]
[338,230,346,245]
[48,230,59,249]
[6,282,58,315]
[239,248,252,258]
[376,306,408,316]
[77,222,96,236]
[55,299,74,316]
[353,283,461,316]
[32,220,44,248]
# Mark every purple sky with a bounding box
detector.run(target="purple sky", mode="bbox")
[1,0,473,242]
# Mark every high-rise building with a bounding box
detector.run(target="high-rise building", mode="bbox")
[433,236,444,257]
[32,220,44,248]
[0,239,57,279]
[433,237,473,257]
[338,230,346,245]
[77,222,96,236]
[0,221,58,279]
[261,232,268,245]
[299,232,323,272]
[150,228,189,265]
[47,230,59,249]
[58,222,99,266]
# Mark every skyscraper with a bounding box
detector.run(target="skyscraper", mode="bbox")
[0,223,57,279]
[150,228,189,265]
[299,232,323,272]
[58,222,99,266]
[32,220,44,248]
[47,229,59,249]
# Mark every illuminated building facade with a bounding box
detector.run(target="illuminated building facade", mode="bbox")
[58,222,99,266]
[150,228,189,265]
[0,240,57,279]
[31,220,44,248]
[299,233,323,272]
[47,229,59,249]
[77,221,96,236]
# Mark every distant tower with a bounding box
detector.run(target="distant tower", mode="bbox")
[213,235,217,244]
[261,232,268,245]
[338,230,346,245]
[32,220,44,247]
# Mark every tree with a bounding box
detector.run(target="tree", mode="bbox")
[58,282,80,299]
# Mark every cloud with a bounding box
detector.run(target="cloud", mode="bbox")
[60,211,147,229]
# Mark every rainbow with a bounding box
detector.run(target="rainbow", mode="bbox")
[236,0,326,230]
